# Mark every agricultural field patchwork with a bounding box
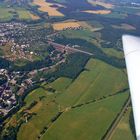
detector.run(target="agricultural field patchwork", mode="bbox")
[33,0,64,16]
[16,9,33,20]
[41,93,129,140]
[0,6,14,21]
[16,77,72,140]
[0,0,139,139]
[56,59,128,107]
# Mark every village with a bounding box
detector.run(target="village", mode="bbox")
[0,21,92,118]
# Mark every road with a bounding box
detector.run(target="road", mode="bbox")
[48,41,94,56]
[103,97,131,140]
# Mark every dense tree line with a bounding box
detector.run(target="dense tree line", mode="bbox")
[54,37,126,68]
[45,53,90,80]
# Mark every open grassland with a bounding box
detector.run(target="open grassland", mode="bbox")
[16,9,32,20]
[16,9,39,20]
[56,59,128,107]
[83,10,111,15]
[110,108,135,140]
[0,6,39,21]
[60,29,102,47]
[87,0,114,9]
[53,21,81,30]
[42,77,72,93]
[17,77,72,140]
[0,6,14,21]
[33,0,64,16]
[112,24,136,31]
[41,93,129,140]
[13,59,128,140]
[102,48,124,59]
[80,21,104,31]
[17,88,58,140]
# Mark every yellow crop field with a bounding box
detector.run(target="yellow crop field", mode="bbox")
[33,0,64,16]
[83,10,111,15]
[87,0,114,9]
[29,13,40,20]
[53,21,81,30]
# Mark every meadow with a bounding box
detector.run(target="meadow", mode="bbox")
[110,108,135,140]
[0,5,39,21]
[15,8,39,20]
[56,58,128,107]
[41,93,129,140]
[60,27,103,48]
[0,6,14,21]
[3,58,130,140]
[102,48,124,59]
[17,77,72,140]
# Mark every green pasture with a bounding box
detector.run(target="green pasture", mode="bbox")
[17,77,72,140]
[56,59,128,107]
[41,93,129,140]
[111,108,135,140]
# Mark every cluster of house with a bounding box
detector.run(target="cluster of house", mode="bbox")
[0,22,27,46]
[10,42,35,61]
[62,26,83,31]
[0,68,34,117]
[0,69,16,116]
[0,22,34,61]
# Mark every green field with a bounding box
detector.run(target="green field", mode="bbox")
[56,59,128,107]
[110,108,136,140]
[17,77,72,140]
[0,5,38,21]
[42,77,72,93]
[41,93,129,140]
[102,48,124,59]
[16,9,32,20]
[0,6,14,21]
[6,59,129,140]
[60,26,103,47]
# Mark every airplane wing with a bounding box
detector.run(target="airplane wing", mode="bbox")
[122,35,140,140]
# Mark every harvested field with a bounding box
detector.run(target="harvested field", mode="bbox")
[33,0,64,16]
[87,0,114,9]
[29,13,40,20]
[83,10,111,15]
[53,21,81,30]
